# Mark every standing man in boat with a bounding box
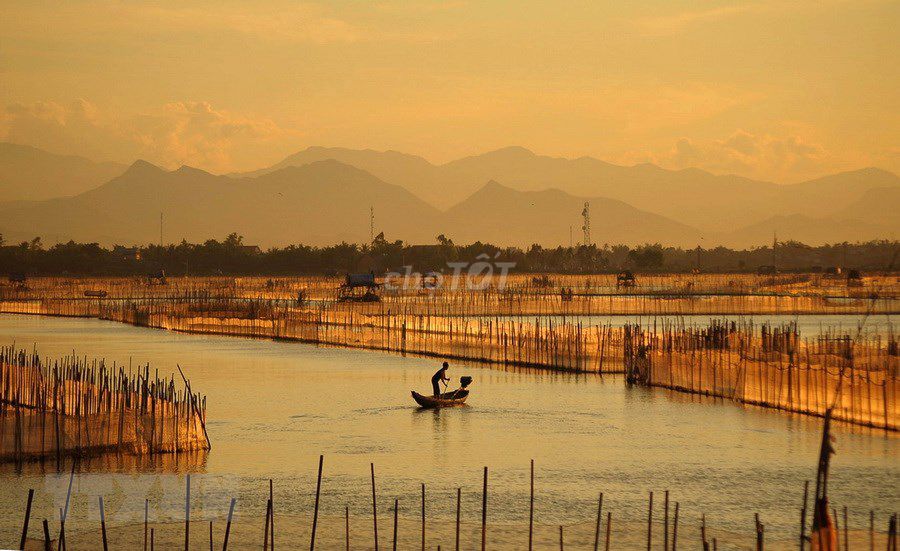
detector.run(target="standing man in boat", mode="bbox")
[432,361,450,396]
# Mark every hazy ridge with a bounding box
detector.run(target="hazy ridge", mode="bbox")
[0,143,897,248]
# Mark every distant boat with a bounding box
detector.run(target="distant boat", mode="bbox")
[411,389,469,408]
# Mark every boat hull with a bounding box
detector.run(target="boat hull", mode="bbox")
[411,390,468,408]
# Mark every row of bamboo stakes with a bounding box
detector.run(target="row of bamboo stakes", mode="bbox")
[3,273,895,297]
[2,273,897,316]
[622,321,897,430]
[1,293,896,429]
[0,345,209,464]
[14,457,899,550]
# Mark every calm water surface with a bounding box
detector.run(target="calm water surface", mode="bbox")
[0,314,896,549]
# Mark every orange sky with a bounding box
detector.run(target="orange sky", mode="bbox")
[1,0,898,181]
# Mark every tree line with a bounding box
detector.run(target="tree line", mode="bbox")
[0,232,897,276]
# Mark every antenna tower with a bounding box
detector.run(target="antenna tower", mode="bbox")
[581,202,591,246]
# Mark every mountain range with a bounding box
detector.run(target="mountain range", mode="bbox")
[0,143,126,202]
[238,146,899,232]
[0,142,897,248]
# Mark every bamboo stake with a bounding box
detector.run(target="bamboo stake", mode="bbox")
[456,488,461,551]
[594,493,603,551]
[529,460,534,551]
[372,463,379,551]
[20,488,34,551]
[145,499,149,551]
[421,483,426,551]
[664,490,669,551]
[186,474,191,551]
[43,518,51,551]
[604,512,612,551]
[99,496,109,551]
[481,467,488,551]
[269,479,275,551]
[392,498,399,551]
[263,499,272,550]
[310,456,323,551]
[755,513,764,551]
[223,498,236,551]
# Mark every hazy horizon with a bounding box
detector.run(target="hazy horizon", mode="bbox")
[2,1,898,183]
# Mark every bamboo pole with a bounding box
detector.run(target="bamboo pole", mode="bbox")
[604,512,612,551]
[481,467,488,551]
[392,499,399,551]
[185,474,191,551]
[372,463,379,551]
[99,496,109,551]
[310,456,323,551]
[529,460,534,551]
[20,488,34,551]
[456,488,461,551]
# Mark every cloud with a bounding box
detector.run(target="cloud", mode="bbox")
[2,100,294,172]
[652,130,826,181]
[2,99,124,163]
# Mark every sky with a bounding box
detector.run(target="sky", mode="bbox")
[1,0,898,181]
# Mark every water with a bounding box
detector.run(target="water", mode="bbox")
[1,314,896,549]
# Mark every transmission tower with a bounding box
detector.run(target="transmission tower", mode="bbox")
[370,206,375,244]
[581,202,591,246]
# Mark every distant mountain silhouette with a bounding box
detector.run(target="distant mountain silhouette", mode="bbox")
[0,159,440,246]
[2,143,897,247]
[829,183,900,227]
[238,146,445,207]
[0,142,126,201]
[244,147,899,234]
[444,180,702,246]
[726,214,895,248]
[726,178,900,246]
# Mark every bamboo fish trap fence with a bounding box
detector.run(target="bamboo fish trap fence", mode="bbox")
[622,321,898,430]
[0,346,209,464]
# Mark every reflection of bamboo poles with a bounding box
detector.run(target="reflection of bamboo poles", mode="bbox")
[0,346,209,462]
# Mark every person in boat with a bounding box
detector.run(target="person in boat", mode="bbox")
[432,361,450,396]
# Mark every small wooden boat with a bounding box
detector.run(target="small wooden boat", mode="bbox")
[411,389,469,408]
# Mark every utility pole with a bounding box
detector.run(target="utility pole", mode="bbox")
[569,226,574,248]
[581,202,591,246]
[160,212,163,248]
